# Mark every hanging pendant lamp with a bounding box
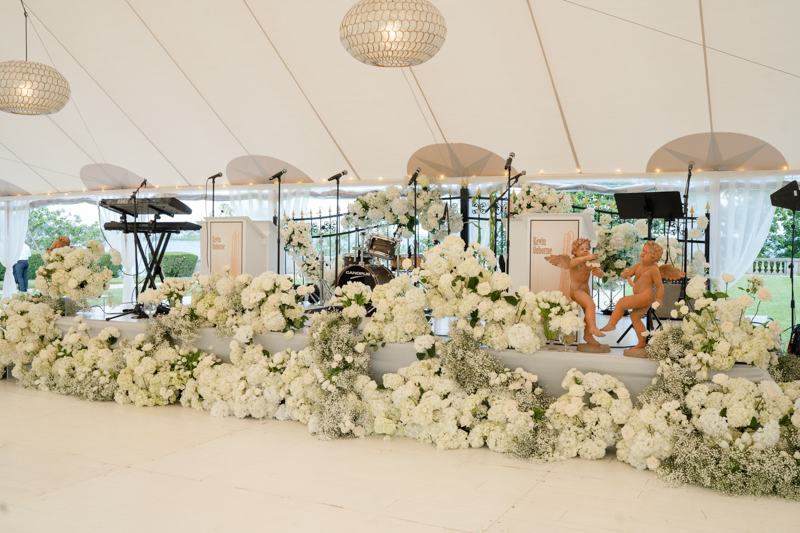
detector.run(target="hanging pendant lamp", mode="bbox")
[340,0,447,67]
[0,2,70,115]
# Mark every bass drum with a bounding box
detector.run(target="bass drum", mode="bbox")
[336,263,393,289]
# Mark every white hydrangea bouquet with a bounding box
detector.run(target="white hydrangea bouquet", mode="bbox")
[616,399,688,471]
[420,235,544,353]
[528,290,583,346]
[330,281,372,331]
[684,375,798,453]
[592,214,641,284]
[545,368,633,460]
[0,294,62,369]
[34,239,120,300]
[15,317,123,401]
[235,270,314,342]
[363,274,431,344]
[666,274,780,378]
[281,218,320,282]
[512,183,570,214]
[343,176,463,242]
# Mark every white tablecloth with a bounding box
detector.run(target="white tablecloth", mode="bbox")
[58,317,773,399]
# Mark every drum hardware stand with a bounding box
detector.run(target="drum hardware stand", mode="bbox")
[270,169,287,274]
[488,169,525,273]
[409,167,421,271]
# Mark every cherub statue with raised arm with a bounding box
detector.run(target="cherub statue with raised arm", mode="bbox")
[545,238,609,353]
[600,240,684,357]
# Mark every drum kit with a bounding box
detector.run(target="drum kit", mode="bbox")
[335,232,405,290]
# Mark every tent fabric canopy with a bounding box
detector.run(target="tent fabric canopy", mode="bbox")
[0,1,798,198]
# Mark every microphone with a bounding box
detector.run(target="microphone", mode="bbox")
[504,152,515,171]
[327,170,348,182]
[207,172,222,180]
[408,167,421,186]
[269,169,287,181]
[510,170,526,183]
[688,161,695,171]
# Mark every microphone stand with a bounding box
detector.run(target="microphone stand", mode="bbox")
[276,173,282,274]
[681,162,694,301]
[330,174,343,282]
[408,174,418,268]
[209,175,219,217]
[488,173,522,272]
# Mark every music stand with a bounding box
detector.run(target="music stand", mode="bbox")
[770,180,800,330]
[613,191,683,344]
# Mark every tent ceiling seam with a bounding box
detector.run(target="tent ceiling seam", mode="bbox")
[407,68,449,147]
[526,0,582,172]
[0,155,79,178]
[698,0,714,132]
[401,68,440,147]
[242,0,361,180]
[0,139,60,192]
[24,5,192,187]
[124,0,252,159]
[563,0,800,80]
[27,15,107,164]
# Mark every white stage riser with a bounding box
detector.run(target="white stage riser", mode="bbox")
[57,318,772,400]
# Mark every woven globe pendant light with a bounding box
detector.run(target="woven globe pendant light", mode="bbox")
[0,60,70,115]
[340,0,447,67]
[0,2,70,115]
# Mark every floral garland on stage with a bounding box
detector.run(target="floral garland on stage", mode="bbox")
[5,263,800,500]
[342,176,463,243]
[281,218,321,282]
[512,183,570,214]
[34,239,121,300]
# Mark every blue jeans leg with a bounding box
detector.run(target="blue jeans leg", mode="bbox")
[13,260,28,292]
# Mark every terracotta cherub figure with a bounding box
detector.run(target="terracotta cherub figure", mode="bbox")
[46,235,71,254]
[600,240,684,353]
[545,238,608,349]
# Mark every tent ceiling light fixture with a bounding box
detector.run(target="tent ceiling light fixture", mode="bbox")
[340,0,447,67]
[0,2,70,115]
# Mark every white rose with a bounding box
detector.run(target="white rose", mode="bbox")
[645,457,660,471]
[721,273,735,284]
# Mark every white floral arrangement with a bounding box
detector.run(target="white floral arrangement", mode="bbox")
[363,275,431,344]
[343,176,463,242]
[281,218,321,282]
[159,278,192,307]
[0,294,61,369]
[529,290,583,340]
[545,368,633,460]
[684,375,796,452]
[34,239,119,301]
[592,214,641,284]
[15,317,123,401]
[330,282,372,330]
[236,270,313,342]
[616,399,688,471]
[137,288,163,305]
[420,235,544,352]
[114,334,212,407]
[665,274,781,378]
[512,183,570,214]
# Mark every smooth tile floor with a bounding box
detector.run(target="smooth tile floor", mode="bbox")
[1,378,798,533]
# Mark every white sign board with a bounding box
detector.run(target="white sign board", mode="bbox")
[209,221,243,276]
[508,212,596,294]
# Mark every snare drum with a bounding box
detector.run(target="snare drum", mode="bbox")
[365,234,399,261]
[336,263,394,289]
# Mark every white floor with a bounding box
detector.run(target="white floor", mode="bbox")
[1,378,798,533]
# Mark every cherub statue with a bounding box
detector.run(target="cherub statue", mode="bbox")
[545,238,608,351]
[46,235,71,254]
[600,240,684,355]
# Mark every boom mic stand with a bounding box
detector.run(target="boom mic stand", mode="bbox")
[270,169,287,274]
[207,171,222,217]
[488,170,526,272]
[680,161,694,301]
[408,167,421,268]
[326,170,348,281]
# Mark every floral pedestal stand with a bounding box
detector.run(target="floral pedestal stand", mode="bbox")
[559,332,577,352]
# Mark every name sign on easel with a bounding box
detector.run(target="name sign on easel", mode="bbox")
[209,221,244,276]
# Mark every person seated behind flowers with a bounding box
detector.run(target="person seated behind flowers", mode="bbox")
[46,235,71,253]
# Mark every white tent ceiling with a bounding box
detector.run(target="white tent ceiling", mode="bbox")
[0,0,797,197]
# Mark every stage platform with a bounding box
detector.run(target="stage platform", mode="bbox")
[57,315,772,400]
